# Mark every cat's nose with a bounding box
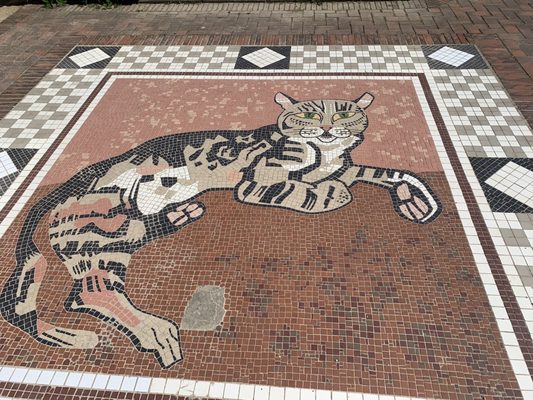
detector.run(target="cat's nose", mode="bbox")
[321,125,333,132]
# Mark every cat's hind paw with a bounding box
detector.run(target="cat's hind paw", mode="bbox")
[389,178,441,224]
[167,202,205,227]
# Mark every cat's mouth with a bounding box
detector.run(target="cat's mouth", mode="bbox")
[318,132,337,143]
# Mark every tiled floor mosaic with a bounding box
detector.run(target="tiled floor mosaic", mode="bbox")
[0,45,532,400]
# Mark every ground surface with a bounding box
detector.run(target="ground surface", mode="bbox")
[0,2,532,400]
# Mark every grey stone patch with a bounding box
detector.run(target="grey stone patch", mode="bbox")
[517,265,533,288]
[181,285,225,331]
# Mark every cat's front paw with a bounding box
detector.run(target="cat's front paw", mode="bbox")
[167,202,205,227]
[389,177,441,224]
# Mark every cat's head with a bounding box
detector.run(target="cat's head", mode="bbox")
[274,92,374,149]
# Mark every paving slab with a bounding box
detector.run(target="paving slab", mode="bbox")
[0,2,532,400]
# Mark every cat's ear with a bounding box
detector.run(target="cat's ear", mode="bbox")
[355,92,374,109]
[275,92,297,109]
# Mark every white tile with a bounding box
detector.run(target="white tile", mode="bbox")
[511,359,530,375]
[78,372,96,388]
[331,392,348,400]
[209,381,225,397]
[517,374,533,390]
[194,380,210,397]
[239,384,255,399]
[178,379,195,396]
[21,369,40,384]
[8,368,28,383]
[92,374,109,390]
[150,377,167,393]
[48,371,67,386]
[316,389,331,400]
[224,383,240,399]
[64,372,82,387]
[0,367,15,381]
[120,376,137,392]
[134,377,151,392]
[37,369,54,385]
[347,394,363,400]
[164,378,180,394]
[106,375,123,391]
[301,388,316,400]
[255,385,270,400]
[270,386,285,399]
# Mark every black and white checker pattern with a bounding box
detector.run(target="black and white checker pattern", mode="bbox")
[235,46,291,69]
[433,69,533,158]
[422,45,488,69]
[57,46,120,69]
[106,46,241,71]
[0,69,103,148]
[289,45,427,71]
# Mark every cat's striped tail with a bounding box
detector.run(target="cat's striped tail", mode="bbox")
[0,180,99,349]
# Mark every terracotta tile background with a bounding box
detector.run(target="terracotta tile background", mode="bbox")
[43,78,442,186]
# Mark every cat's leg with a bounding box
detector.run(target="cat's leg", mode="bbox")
[65,262,183,368]
[52,194,205,368]
[235,178,352,213]
[337,165,441,223]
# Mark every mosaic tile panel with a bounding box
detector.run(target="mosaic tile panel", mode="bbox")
[0,45,532,400]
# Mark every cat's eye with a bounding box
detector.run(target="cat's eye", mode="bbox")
[332,112,356,122]
[295,112,321,120]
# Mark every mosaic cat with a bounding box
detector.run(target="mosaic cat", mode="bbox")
[0,92,441,368]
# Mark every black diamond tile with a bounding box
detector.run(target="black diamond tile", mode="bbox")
[422,45,488,69]
[235,46,291,70]
[470,157,533,213]
[57,46,121,69]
